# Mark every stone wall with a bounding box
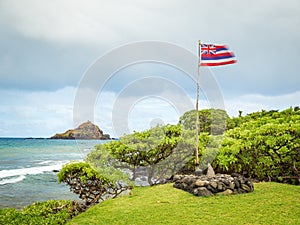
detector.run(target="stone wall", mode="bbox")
[173,173,254,196]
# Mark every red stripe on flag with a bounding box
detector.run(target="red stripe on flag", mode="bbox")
[214,45,228,49]
[200,60,237,66]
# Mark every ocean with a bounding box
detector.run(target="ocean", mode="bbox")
[0,138,107,209]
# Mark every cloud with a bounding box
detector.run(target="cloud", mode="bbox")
[0,0,300,94]
[1,0,299,47]
[0,87,75,137]
[225,91,300,117]
[95,93,187,137]
[0,84,299,137]
[1,0,300,136]
[0,0,172,46]
[94,79,196,137]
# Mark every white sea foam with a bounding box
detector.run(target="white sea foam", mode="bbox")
[0,161,66,180]
[0,175,26,185]
[37,160,54,165]
[37,160,56,165]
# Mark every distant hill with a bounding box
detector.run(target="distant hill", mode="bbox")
[50,121,110,140]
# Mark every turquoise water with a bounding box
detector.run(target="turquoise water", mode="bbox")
[0,138,106,209]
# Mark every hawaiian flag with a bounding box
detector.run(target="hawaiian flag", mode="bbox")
[200,43,237,66]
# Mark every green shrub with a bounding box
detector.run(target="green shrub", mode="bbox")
[57,161,110,184]
[57,162,131,204]
[0,200,73,225]
[215,109,300,183]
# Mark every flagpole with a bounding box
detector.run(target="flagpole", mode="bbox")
[195,40,201,172]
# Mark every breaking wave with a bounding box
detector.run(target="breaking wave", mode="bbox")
[0,161,68,185]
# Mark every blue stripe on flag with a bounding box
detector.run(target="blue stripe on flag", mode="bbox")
[201,55,234,60]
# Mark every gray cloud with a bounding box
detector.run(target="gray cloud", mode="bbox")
[0,0,299,95]
[0,32,98,90]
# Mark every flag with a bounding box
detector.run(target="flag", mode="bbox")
[200,43,237,66]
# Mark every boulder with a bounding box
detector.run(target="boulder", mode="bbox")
[217,189,233,195]
[206,163,215,177]
[194,180,209,187]
[193,187,213,197]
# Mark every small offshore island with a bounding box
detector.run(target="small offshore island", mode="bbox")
[50,121,111,140]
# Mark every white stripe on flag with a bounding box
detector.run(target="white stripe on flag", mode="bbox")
[201,57,236,64]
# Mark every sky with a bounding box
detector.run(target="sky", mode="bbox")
[0,0,299,137]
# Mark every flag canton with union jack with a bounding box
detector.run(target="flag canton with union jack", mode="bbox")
[200,43,236,66]
[201,44,217,55]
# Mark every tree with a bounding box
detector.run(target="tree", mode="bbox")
[104,124,182,185]
[84,144,131,183]
[179,109,230,135]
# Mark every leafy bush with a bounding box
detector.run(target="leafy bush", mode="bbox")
[57,162,131,204]
[215,108,300,184]
[57,161,110,184]
[0,200,74,225]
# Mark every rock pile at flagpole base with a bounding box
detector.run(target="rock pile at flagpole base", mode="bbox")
[173,173,254,196]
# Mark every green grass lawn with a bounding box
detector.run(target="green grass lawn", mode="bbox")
[68,182,300,225]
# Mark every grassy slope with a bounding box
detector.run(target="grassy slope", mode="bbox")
[68,182,300,225]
